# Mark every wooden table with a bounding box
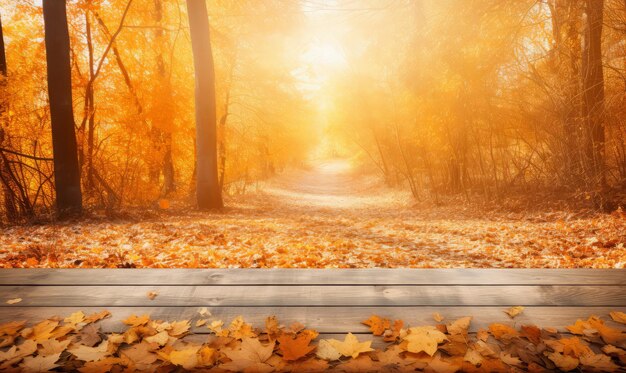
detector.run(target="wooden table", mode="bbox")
[0,269,624,344]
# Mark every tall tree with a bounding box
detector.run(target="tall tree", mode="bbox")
[42,0,83,217]
[0,12,17,221]
[186,0,222,209]
[581,0,606,189]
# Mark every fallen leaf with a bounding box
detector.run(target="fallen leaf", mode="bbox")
[316,339,342,361]
[221,337,275,372]
[38,339,71,357]
[403,326,448,356]
[504,306,524,319]
[488,323,518,339]
[327,333,373,359]
[169,345,200,370]
[69,340,110,362]
[20,353,60,372]
[609,311,626,325]
[6,298,22,305]
[278,333,316,361]
[146,291,158,300]
[433,312,444,322]
[547,352,579,371]
[579,352,620,372]
[362,315,390,336]
[447,316,471,335]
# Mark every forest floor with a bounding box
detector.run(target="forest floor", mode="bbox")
[0,159,625,268]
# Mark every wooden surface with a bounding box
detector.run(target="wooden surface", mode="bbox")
[0,269,624,337]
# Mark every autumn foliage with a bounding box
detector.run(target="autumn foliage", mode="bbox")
[0,308,624,371]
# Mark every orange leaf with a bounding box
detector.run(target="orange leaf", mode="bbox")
[362,315,390,336]
[278,333,316,361]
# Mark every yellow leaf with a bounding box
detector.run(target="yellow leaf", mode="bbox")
[170,346,200,370]
[609,311,626,325]
[402,326,447,356]
[327,333,373,359]
[6,298,22,305]
[547,352,579,371]
[504,306,524,319]
[316,339,342,361]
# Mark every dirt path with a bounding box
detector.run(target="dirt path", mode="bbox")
[0,159,625,269]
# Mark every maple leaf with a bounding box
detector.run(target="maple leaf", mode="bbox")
[316,339,342,361]
[123,314,150,327]
[504,306,524,319]
[121,341,158,370]
[228,316,256,339]
[83,310,111,324]
[167,320,190,336]
[588,317,626,345]
[447,317,471,335]
[69,340,111,362]
[0,321,26,337]
[64,311,85,326]
[520,324,541,344]
[609,311,626,325]
[327,333,373,359]
[198,346,217,366]
[488,323,518,339]
[170,345,201,370]
[19,353,60,372]
[559,337,591,357]
[499,352,521,367]
[383,319,403,342]
[144,330,170,346]
[278,333,316,361]
[579,353,620,372]
[547,352,579,371]
[79,323,102,347]
[362,315,390,336]
[26,320,59,343]
[602,344,626,356]
[463,348,483,365]
[221,337,275,372]
[38,339,71,356]
[403,326,448,356]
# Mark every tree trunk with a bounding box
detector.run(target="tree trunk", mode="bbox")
[581,0,606,189]
[42,0,83,217]
[154,0,175,196]
[0,13,18,222]
[186,0,222,209]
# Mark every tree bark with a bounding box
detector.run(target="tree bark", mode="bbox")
[42,0,83,217]
[581,0,606,189]
[186,0,222,209]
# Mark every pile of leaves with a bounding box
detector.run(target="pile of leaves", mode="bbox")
[0,193,625,269]
[0,309,625,372]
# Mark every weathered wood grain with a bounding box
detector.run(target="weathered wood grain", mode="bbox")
[1,285,624,306]
[0,269,623,285]
[0,306,623,333]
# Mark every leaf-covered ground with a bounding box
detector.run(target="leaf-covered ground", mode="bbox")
[1,308,625,372]
[1,160,625,269]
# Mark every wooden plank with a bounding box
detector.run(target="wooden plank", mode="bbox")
[1,285,624,306]
[182,334,393,350]
[0,269,624,285]
[0,306,623,334]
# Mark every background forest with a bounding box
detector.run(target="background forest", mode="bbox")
[0,0,625,224]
